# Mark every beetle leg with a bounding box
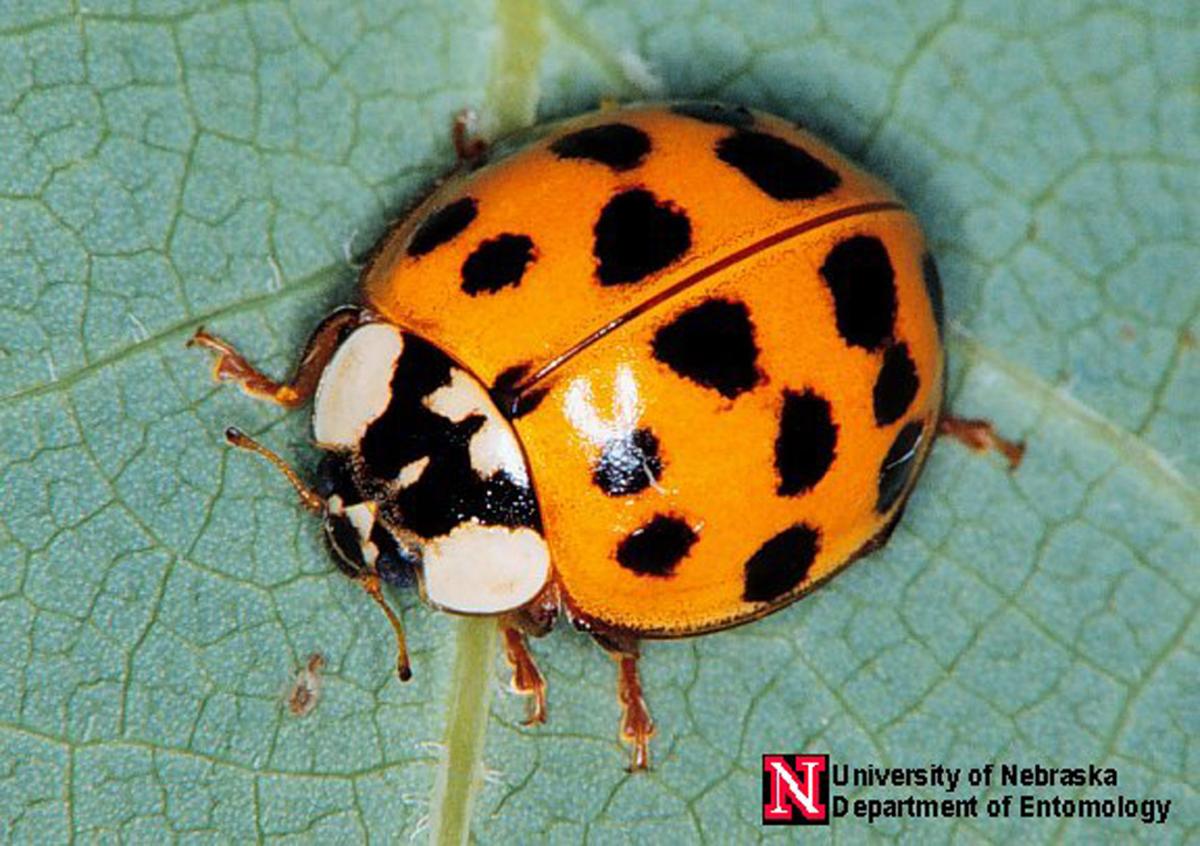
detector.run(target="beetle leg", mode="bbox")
[452,109,488,163]
[938,414,1025,470]
[499,583,559,724]
[188,306,363,407]
[501,626,547,725]
[593,633,654,771]
[616,651,654,771]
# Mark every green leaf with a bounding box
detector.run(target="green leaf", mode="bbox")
[1,1,1195,843]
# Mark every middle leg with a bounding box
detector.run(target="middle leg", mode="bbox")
[593,632,655,771]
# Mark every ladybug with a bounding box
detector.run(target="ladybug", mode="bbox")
[191,102,1011,769]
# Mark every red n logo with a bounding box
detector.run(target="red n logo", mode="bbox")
[762,754,829,825]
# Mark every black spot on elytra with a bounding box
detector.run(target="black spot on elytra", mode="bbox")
[593,188,691,285]
[670,101,754,128]
[716,130,841,201]
[550,123,651,171]
[407,197,478,257]
[652,299,760,398]
[461,234,536,295]
[877,420,924,514]
[819,235,898,351]
[615,514,697,577]
[922,252,945,335]
[511,387,549,418]
[593,428,663,496]
[359,337,539,538]
[742,523,820,602]
[775,390,838,495]
[490,364,547,419]
[873,343,919,427]
[492,363,528,397]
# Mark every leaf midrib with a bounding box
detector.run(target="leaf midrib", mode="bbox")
[426,1,547,843]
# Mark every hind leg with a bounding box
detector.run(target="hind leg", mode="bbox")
[939,415,1025,469]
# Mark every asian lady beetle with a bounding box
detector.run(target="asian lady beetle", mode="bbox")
[191,101,1015,769]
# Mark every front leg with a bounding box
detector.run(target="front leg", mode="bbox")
[189,305,363,407]
[593,632,655,771]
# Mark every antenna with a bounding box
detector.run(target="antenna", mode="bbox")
[223,426,414,682]
[224,427,325,513]
[361,575,413,681]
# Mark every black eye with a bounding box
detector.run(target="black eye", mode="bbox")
[316,453,361,502]
[373,524,419,587]
[325,515,366,577]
